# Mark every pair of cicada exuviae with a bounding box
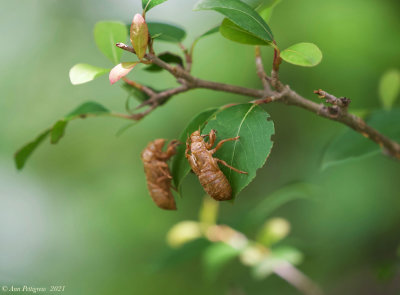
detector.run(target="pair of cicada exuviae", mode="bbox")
[141,130,247,210]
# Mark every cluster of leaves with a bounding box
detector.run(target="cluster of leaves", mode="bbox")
[322,69,400,168]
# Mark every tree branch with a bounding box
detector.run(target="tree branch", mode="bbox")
[116,43,400,159]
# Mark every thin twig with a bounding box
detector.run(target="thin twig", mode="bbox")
[122,77,155,97]
[255,46,272,94]
[179,43,193,73]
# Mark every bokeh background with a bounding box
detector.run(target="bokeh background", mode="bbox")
[1,0,400,294]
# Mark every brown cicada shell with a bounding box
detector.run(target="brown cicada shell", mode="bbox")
[185,130,247,201]
[141,139,180,210]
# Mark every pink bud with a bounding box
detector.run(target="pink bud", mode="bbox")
[130,13,149,60]
[109,62,137,85]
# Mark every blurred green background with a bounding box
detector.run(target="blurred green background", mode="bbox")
[1,0,400,294]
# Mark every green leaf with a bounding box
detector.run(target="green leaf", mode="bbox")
[194,0,274,43]
[220,18,270,45]
[142,0,168,12]
[202,103,275,198]
[257,0,282,22]
[94,21,128,64]
[171,108,219,190]
[14,129,51,170]
[144,52,184,72]
[322,109,400,169]
[15,102,110,170]
[65,102,110,119]
[203,243,242,280]
[147,22,186,43]
[69,64,109,85]
[280,42,322,67]
[379,69,400,110]
[51,120,68,144]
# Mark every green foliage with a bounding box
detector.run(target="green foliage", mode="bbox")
[14,129,52,170]
[220,18,271,45]
[14,102,110,170]
[280,42,322,67]
[144,52,184,72]
[147,22,186,43]
[69,64,109,85]
[94,21,127,64]
[322,109,400,169]
[202,104,275,198]
[379,69,400,110]
[194,0,274,43]
[171,108,219,190]
[142,0,169,12]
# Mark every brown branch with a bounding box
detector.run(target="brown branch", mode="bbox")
[314,89,351,108]
[116,43,400,159]
[122,77,155,97]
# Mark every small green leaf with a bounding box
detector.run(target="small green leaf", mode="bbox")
[202,104,275,198]
[94,21,128,64]
[379,69,400,110]
[203,243,242,280]
[14,129,51,170]
[142,0,169,12]
[220,18,271,45]
[171,108,219,191]
[130,14,149,60]
[147,22,186,43]
[280,42,322,67]
[322,109,400,169]
[51,120,68,144]
[15,102,110,170]
[65,102,110,119]
[144,52,184,72]
[194,0,274,42]
[69,64,109,85]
